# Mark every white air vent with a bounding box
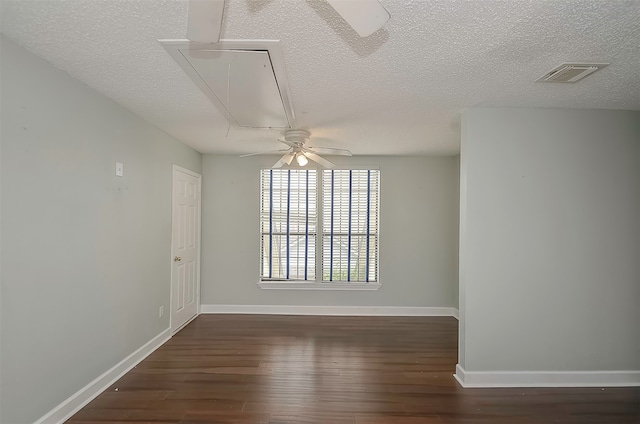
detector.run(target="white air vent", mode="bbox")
[537,63,609,83]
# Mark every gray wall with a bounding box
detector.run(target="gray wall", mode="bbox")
[453,157,460,309]
[459,107,640,372]
[201,154,459,307]
[0,36,202,423]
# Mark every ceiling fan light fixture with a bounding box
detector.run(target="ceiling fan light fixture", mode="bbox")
[239,129,348,169]
[296,152,309,166]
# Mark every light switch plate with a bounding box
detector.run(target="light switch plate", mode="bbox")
[115,162,124,177]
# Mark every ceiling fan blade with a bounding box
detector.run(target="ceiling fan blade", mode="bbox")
[187,0,225,43]
[326,0,390,37]
[306,146,353,156]
[273,152,294,168]
[285,153,295,165]
[239,149,289,158]
[304,151,336,169]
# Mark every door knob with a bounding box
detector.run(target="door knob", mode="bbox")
[174,256,182,262]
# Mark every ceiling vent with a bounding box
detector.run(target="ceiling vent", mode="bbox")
[536,63,609,83]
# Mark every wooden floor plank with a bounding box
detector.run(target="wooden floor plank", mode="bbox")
[356,415,442,424]
[66,315,639,424]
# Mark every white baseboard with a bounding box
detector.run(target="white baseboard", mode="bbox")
[451,308,459,320]
[454,364,640,388]
[201,304,459,317]
[34,328,171,424]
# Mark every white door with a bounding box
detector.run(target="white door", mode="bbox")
[171,166,201,333]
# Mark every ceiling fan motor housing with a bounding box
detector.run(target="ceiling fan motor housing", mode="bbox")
[284,129,311,145]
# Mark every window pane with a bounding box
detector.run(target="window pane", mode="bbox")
[260,169,316,280]
[322,170,379,282]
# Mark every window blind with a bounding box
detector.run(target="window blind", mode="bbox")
[260,169,317,280]
[322,169,379,282]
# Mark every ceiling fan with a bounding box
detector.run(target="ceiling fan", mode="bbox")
[239,129,352,168]
[187,0,391,43]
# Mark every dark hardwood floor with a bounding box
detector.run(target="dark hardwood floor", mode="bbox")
[67,315,639,424]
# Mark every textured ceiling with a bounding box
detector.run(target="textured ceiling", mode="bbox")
[2,0,639,155]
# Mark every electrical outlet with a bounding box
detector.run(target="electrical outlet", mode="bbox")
[115,162,124,177]
[159,305,164,318]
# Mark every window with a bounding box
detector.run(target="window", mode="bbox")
[322,169,379,282]
[260,168,379,285]
[260,169,317,280]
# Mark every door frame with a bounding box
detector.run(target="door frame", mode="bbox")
[170,164,202,333]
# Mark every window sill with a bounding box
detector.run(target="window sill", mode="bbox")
[258,281,382,291]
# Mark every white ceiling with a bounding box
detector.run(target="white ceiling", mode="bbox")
[2,0,639,156]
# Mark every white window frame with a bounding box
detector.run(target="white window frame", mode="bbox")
[258,165,381,291]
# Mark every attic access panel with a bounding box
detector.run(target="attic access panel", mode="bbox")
[184,49,287,128]
[160,40,296,129]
